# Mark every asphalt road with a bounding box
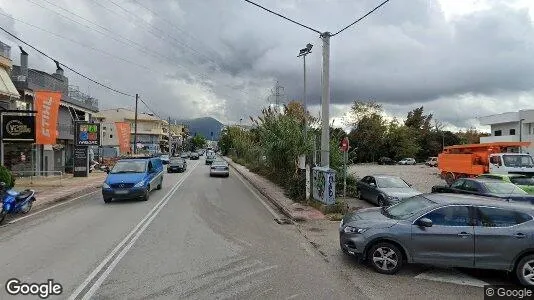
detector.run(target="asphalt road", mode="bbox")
[0,160,359,300]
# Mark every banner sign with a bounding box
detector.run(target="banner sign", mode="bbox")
[1,115,35,142]
[73,146,88,177]
[34,91,61,145]
[115,122,131,154]
[75,122,101,146]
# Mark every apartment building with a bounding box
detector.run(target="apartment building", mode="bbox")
[479,109,534,155]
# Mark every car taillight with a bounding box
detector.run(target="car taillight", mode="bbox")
[224,167,229,170]
[211,166,216,169]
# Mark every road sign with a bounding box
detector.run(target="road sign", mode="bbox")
[341,137,349,152]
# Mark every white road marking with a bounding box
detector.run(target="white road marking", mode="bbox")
[231,165,283,220]
[8,190,100,224]
[68,161,199,300]
[414,268,488,287]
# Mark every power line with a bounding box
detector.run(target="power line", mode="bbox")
[242,0,322,34]
[0,13,153,72]
[0,25,134,97]
[331,0,391,36]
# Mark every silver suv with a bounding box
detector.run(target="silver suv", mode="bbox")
[340,193,534,285]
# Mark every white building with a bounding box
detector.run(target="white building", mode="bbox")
[479,109,534,155]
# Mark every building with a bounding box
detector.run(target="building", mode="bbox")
[479,109,534,154]
[9,46,99,174]
[96,108,167,154]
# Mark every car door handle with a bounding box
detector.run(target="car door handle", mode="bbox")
[514,233,527,239]
[457,232,471,237]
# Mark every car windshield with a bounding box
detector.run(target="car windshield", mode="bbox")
[383,195,436,220]
[110,161,146,174]
[484,181,528,195]
[503,155,534,168]
[213,161,226,166]
[510,177,534,186]
[376,177,409,188]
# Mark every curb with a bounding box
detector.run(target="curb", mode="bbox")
[223,157,304,222]
[34,184,102,209]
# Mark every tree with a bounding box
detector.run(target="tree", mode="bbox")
[191,134,207,150]
[405,106,433,132]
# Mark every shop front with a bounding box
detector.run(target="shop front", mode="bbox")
[0,113,36,176]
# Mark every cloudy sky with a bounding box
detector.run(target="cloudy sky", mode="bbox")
[1,0,534,131]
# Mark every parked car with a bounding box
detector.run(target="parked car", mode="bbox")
[210,160,229,177]
[160,154,170,165]
[205,154,216,165]
[190,152,200,160]
[167,158,187,173]
[378,157,395,165]
[356,175,422,207]
[398,158,416,165]
[425,157,438,167]
[102,156,164,203]
[432,178,534,204]
[477,174,534,195]
[339,193,534,286]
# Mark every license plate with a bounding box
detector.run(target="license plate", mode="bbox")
[115,190,129,195]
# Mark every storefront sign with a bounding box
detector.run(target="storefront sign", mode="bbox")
[115,122,131,154]
[34,91,61,145]
[1,115,35,142]
[73,146,88,177]
[75,122,101,146]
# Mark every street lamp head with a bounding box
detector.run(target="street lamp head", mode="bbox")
[306,43,313,51]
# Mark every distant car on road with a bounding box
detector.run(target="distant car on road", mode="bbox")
[378,157,395,165]
[425,157,438,167]
[398,158,416,165]
[339,193,534,286]
[210,160,229,177]
[160,154,170,165]
[190,152,200,160]
[205,154,216,165]
[356,175,422,207]
[180,152,189,159]
[432,178,534,204]
[477,174,534,195]
[167,158,187,173]
[102,157,163,203]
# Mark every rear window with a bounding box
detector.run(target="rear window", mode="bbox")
[510,177,534,186]
[484,181,527,195]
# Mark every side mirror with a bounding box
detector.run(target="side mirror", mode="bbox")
[418,218,433,227]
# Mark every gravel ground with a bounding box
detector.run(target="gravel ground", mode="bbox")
[348,164,446,194]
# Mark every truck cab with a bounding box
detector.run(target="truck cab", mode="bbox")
[489,153,534,175]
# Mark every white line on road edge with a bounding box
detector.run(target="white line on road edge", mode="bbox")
[231,165,283,220]
[8,190,100,224]
[68,161,199,300]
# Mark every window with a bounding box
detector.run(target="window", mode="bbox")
[451,179,465,189]
[476,207,532,227]
[463,180,481,192]
[494,130,502,136]
[510,176,534,186]
[490,156,502,166]
[423,206,471,226]
[478,175,501,181]
[110,134,113,138]
[376,177,409,188]
[510,129,516,135]
[484,181,527,195]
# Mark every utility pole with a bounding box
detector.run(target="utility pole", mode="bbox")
[133,93,139,155]
[168,116,172,155]
[320,32,331,168]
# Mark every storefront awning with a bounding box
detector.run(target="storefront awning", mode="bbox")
[0,67,20,99]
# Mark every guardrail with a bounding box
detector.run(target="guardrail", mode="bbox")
[14,171,63,186]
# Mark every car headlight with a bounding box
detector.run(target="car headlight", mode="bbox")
[102,182,110,189]
[134,180,146,188]
[343,226,367,234]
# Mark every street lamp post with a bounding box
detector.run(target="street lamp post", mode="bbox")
[298,43,313,200]
[320,32,331,168]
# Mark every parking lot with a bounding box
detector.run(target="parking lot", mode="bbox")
[348,163,446,194]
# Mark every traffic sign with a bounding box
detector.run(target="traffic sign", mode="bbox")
[341,137,349,152]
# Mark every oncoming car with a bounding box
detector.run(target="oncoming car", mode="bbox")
[102,157,163,203]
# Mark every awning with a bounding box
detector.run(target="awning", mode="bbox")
[0,67,20,99]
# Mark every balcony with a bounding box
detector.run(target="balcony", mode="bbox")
[0,41,11,68]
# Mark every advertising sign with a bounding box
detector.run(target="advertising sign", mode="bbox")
[1,115,35,142]
[34,91,61,145]
[115,122,131,154]
[73,146,89,177]
[75,122,101,146]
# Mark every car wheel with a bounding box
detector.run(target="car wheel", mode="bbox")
[516,255,534,286]
[142,188,150,201]
[368,242,403,275]
[377,196,385,207]
[104,197,112,203]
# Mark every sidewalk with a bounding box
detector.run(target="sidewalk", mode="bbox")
[224,157,325,221]
[14,171,106,208]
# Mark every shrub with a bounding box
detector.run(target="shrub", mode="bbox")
[285,172,306,202]
[0,165,15,188]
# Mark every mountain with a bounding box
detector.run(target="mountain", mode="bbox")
[179,117,224,140]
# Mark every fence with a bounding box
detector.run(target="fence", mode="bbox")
[14,171,63,186]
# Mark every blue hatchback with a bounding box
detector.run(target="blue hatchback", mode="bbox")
[102,157,164,203]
